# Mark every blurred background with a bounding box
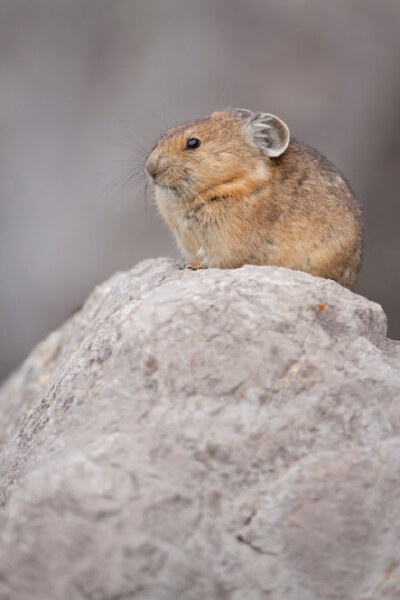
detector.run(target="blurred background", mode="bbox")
[1,0,399,380]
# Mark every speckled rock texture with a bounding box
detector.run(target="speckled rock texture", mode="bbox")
[1,258,400,600]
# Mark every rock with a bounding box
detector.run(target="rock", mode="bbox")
[0,258,400,600]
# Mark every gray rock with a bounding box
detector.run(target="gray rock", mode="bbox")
[1,258,400,600]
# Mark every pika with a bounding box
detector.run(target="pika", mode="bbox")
[145,109,362,289]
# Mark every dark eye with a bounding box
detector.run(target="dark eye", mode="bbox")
[185,137,201,150]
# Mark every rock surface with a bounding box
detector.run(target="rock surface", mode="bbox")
[1,258,400,600]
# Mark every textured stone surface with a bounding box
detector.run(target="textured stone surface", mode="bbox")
[1,258,400,599]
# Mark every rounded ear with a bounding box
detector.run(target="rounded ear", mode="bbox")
[234,109,290,158]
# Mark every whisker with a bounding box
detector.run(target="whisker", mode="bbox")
[181,180,201,204]
[101,162,148,209]
[180,181,214,219]
[115,118,150,158]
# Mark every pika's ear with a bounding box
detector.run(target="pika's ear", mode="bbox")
[234,109,290,158]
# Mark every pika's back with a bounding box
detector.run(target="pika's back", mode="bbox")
[145,109,363,289]
[273,138,361,219]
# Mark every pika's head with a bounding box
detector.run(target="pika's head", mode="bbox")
[145,109,289,199]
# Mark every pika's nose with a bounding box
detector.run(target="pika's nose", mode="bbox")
[145,156,159,181]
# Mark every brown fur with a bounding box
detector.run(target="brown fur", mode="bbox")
[145,110,363,289]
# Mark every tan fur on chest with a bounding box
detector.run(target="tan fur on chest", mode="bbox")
[156,169,271,267]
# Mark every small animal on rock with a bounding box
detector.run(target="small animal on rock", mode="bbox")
[145,109,363,289]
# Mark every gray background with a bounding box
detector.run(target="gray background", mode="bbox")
[1,0,399,380]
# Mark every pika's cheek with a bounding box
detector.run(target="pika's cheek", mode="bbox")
[184,157,212,178]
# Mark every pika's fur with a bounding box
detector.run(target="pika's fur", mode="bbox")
[145,109,362,289]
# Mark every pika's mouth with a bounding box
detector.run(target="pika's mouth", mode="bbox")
[145,169,176,192]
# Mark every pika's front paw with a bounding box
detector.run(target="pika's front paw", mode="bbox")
[185,259,205,270]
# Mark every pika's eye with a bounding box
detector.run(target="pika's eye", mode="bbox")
[185,137,201,150]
